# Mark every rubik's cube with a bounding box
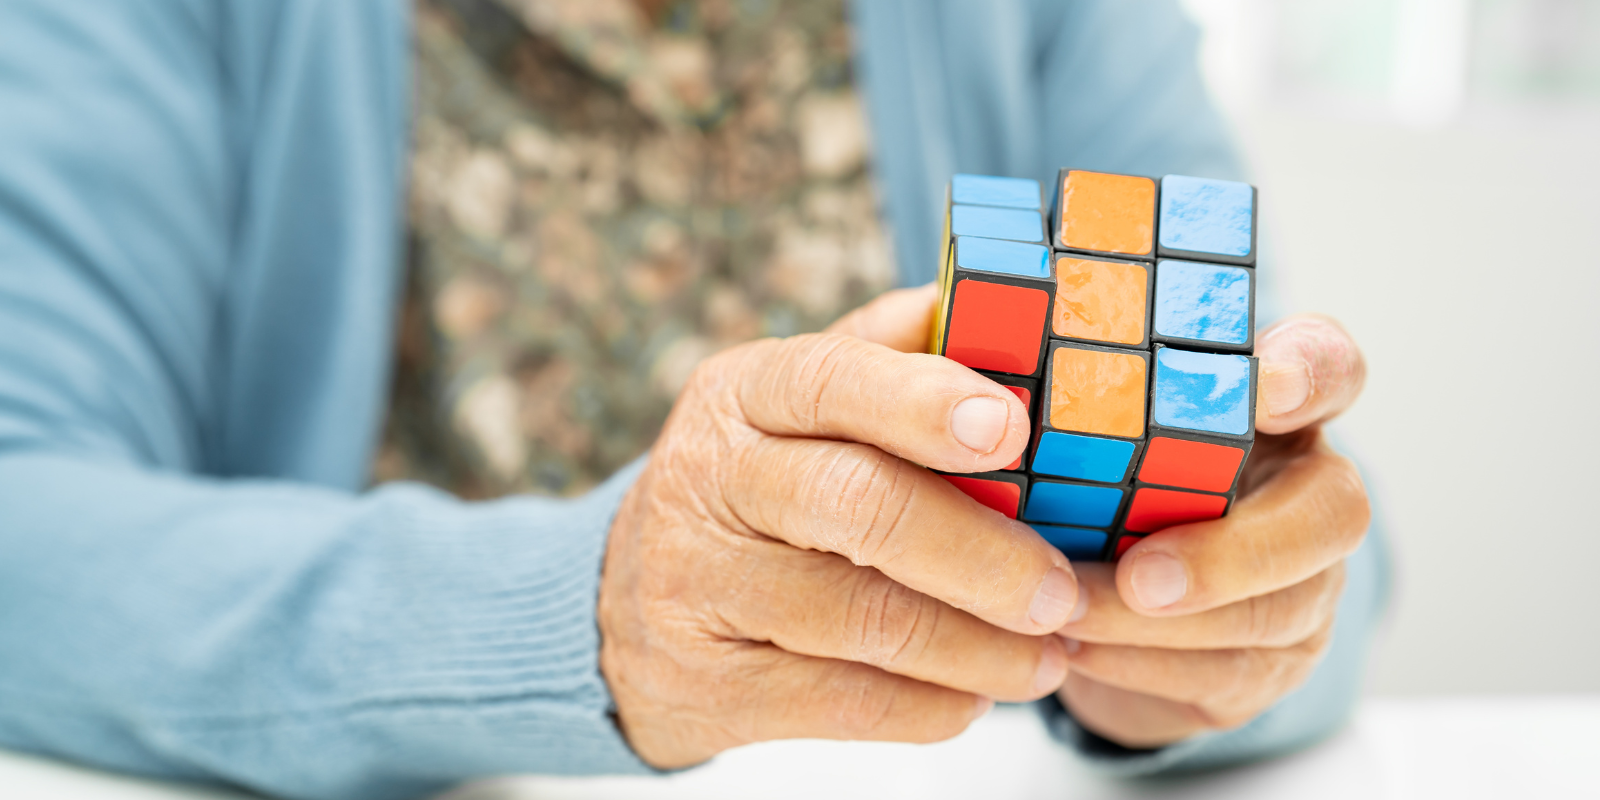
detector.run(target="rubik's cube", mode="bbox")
[930,171,1258,561]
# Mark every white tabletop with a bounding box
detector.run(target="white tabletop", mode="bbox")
[3,696,1596,800]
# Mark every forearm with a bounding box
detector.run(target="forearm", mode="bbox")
[0,452,651,800]
[0,1,657,794]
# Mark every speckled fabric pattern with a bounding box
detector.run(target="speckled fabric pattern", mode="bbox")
[378,0,893,497]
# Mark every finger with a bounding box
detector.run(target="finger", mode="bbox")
[1062,623,1333,730]
[1117,435,1369,615]
[738,647,990,751]
[825,284,940,353]
[724,437,1082,635]
[714,332,1031,473]
[1057,562,1343,649]
[1255,314,1367,435]
[1057,672,1206,749]
[722,544,1070,702]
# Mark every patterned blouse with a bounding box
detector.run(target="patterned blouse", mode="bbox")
[376,0,893,498]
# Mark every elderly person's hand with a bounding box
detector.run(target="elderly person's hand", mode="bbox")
[599,285,1080,769]
[1054,314,1370,747]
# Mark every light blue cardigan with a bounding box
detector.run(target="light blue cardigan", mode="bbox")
[0,1,1389,798]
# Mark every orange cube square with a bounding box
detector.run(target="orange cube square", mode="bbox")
[1054,170,1157,259]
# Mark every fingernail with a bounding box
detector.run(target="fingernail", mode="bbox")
[1033,637,1069,695]
[1130,553,1188,610]
[950,396,1009,454]
[1029,568,1079,629]
[1061,637,1083,656]
[971,696,996,721]
[1260,360,1311,417]
[1067,589,1089,624]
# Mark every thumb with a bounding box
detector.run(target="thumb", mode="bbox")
[1254,314,1368,434]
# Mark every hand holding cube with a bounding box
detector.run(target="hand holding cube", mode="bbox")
[600,305,1084,768]
[596,168,1372,764]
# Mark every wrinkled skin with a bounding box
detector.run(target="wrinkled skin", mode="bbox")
[599,285,1369,766]
[1055,313,1370,746]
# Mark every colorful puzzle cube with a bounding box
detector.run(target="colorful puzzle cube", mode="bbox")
[933,170,1260,561]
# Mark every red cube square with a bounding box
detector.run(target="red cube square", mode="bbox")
[1137,437,1246,493]
[941,475,1022,519]
[1115,535,1145,559]
[1123,487,1228,533]
[945,280,1049,375]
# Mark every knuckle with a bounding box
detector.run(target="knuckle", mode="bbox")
[1320,563,1349,616]
[844,573,938,668]
[810,446,918,565]
[1321,453,1372,552]
[1245,568,1345,648]
[1198,650,1286,728]
[1217,648,1261,703]
[1241,593,1289,647]
[833,680,903,738]
[777,333,869,431]
[1274,631,1335,697]
[833,681,971,743]
[1217,598,1339,712]
[1226,629,1334,716]
[1302,618,1337,658]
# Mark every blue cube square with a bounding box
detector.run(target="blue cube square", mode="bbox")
[1152,348,1253,436]
[1158,175,1254,260]
[956,236,1051,279]
[1031,525,1109,561]
[1031,431,1135,483]
[952,174,1042,210]
[951,205,1045,243]
[1023,480,1125,528]
[1153,260,1252,346]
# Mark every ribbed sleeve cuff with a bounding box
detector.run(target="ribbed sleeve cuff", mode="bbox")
[153,459,654,800]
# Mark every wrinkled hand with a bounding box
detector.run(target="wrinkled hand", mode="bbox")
[599,285,1082,769]
[1055,314,1371,748]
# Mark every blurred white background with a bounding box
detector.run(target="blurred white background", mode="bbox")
[1182,0,1600,693]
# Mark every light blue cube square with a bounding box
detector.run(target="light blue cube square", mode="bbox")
[1152,348,1253,436]
[1154,260,1252,345]
[956,236,1050,279]
[1031,525,1109,561]
[1031,432,1135,483]
[952,174,1042,210]
[1159,175,1254,258]
[951,205,1045,243]
[1023,481,1124,528]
